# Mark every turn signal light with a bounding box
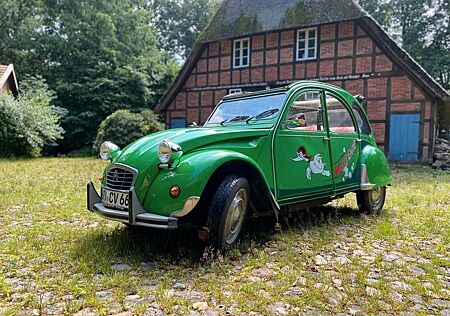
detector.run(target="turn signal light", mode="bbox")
[169,185,181,198]
[98,176,104,182]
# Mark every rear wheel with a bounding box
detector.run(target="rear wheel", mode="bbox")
[356,186,386,213]
[206,175,249,250]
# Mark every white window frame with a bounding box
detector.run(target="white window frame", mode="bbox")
[233,38,250,68]
[296,27,318,61]
[304,91,320,100]
[228,88,242,95]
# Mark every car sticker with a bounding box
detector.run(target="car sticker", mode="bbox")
[334,140,357,181]
[291,146,331,180]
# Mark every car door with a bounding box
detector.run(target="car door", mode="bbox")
[323,91,361,194]
[274,89,334,202]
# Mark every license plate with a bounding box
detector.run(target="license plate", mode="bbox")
[102,188,129,210]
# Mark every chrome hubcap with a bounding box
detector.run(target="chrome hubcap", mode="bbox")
[370,187,383,208]
[224,188,248,245]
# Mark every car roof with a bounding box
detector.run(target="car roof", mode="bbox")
[222,80,355,102]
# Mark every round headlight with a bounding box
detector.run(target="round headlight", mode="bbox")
[99,141,119,160]
[158,140,172,164]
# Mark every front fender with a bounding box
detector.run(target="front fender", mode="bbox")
[142,150,272,217]
[360,144,392,188]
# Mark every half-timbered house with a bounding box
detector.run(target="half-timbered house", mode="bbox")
[156,0,450,162]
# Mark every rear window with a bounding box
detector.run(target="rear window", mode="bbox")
[352,103,371,135]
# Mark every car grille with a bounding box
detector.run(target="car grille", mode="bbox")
[106,167,134,191]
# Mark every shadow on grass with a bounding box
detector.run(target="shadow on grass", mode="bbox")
[70,204,366,270]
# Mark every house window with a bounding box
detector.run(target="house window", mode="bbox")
[170,118,186,129]
[228,88,242,94]
[297,28,317,60]
[233,38,250,68]
[304,91,320,101]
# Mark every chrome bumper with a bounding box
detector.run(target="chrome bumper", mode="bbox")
[87,182,178,230]
[360,164,375,190]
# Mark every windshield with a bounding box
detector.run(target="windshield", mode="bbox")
[206,93,287,125]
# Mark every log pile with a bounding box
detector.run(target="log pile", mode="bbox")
[432,138,450,170]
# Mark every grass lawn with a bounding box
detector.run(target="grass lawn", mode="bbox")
[0,158,449,315]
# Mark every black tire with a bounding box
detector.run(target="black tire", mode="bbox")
[122,223,140,230]
[356,186,386,213]
[206,175,250,250]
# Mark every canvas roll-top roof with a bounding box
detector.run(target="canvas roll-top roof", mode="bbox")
[198,0,367,43]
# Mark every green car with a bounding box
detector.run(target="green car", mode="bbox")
[87,81,392,249]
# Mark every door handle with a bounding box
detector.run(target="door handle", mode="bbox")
[323,136,330,141]
[356,138,362,142]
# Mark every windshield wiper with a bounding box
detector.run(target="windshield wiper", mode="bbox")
[246,109,280,124]
[220,115,250,125]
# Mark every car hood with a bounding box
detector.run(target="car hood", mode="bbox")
[117,127,271,163]
[114,127,271,193]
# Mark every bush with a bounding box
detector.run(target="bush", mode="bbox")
[0,78,64,157]
[94,109,164,150]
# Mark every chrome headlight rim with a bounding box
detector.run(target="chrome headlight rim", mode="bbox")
[158,140,172,164]
[99,141,120,160]
[158,139,182,164]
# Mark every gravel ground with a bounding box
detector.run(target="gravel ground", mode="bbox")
[0,159,448,315]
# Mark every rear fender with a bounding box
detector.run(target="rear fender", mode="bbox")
[142,150,276,217]
[360,144,392,189]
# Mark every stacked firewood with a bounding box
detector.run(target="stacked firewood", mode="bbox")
[432,138,450,170]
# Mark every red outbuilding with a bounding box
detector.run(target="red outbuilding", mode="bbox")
[0,64,19,98]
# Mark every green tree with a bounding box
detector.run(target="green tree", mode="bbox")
[420,0,450,89]
[359,0,450,90]
[0,77,63,157]
[150,0,220,59]
[94,109,164,150]
[41,0,178,152]
[358,0,393,28]
[0,0,178,153]
[0,0,48,76]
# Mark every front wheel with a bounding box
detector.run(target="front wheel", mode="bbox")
[206,175,250,250]
[356,186,386,213]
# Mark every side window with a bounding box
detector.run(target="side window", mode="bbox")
[285,91,325,131]
[325,94,356,134]
[352,103,371,135]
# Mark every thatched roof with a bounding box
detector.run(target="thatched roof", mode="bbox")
[198,0,366,43]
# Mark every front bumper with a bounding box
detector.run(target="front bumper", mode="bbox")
[87,182,178,229]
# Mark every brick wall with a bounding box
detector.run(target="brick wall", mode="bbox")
[165,20,435,161]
